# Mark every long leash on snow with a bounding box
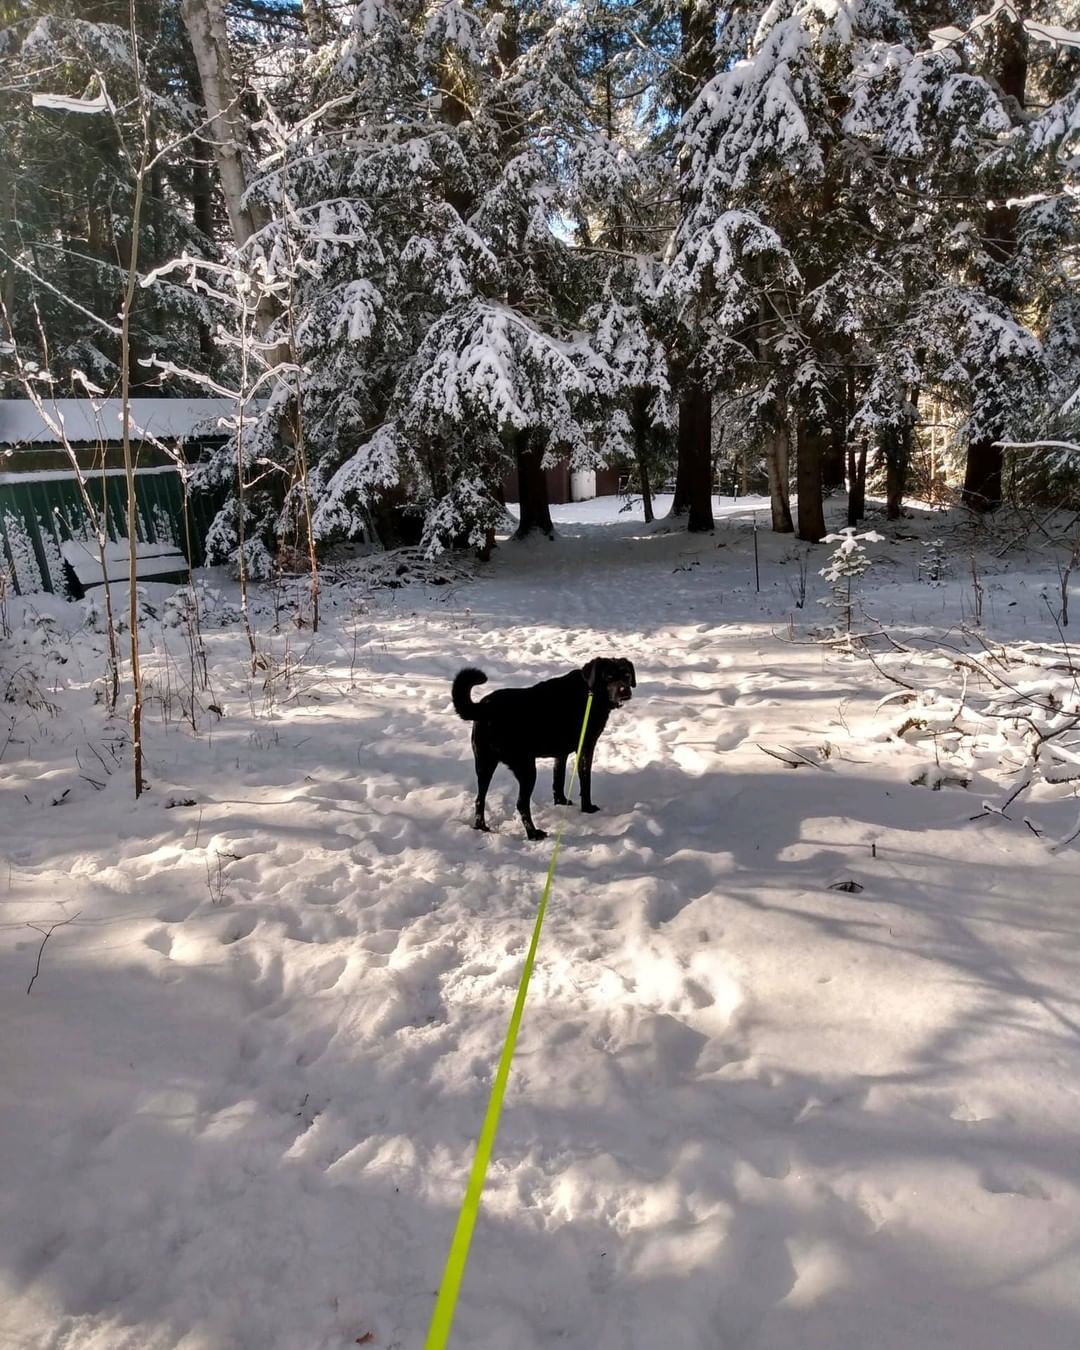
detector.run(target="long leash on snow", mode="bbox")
[424,693,594,1350]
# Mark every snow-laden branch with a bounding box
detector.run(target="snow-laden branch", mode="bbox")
[0,247,122,336]
[32,90,114,114]
[931,1,1080,52]
[995,440,1080,455]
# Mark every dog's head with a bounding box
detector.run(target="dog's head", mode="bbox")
[582,656,637,707]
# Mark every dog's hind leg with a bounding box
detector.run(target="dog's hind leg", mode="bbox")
[510,759,546,841]
[553,755,569,805]
[473,746,497,832]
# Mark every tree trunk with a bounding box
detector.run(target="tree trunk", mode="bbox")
[795,431,824,540]
[765,425,794,533]
[194,155,214,362]
[669,0,716,529]
[631,388,654,523]
[962,435,1005,513]
[191,148,214,241]
[678,378,714,532]
[885,453,904,520]
[478,478,506,561]
[847,442,868,526]
[962,2,1029,513]
[514,430,553,538]
[884,403,913,520]
[823,376,849,492]
[672,443,689,516]
[796,414,827,542]
[822,435,846,493]
[300,0,328,44]
[0,156,15,323]
[640,459,654,524]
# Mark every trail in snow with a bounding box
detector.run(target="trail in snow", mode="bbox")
[2,497,1080,1349]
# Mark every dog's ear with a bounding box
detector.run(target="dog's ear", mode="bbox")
[582,659,600,690]
[625,660,636,688]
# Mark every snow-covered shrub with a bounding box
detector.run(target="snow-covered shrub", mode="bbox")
[81,593,102,631]
[162,582,240,630]
[870,641,1080,850]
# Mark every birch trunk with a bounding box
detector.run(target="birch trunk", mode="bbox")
[179,0,266,252]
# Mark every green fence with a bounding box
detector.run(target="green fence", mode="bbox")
[0,467,221,596]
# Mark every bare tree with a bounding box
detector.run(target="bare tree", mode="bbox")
[113,0,156,796]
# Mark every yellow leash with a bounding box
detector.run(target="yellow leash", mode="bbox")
[424,693,594,1350]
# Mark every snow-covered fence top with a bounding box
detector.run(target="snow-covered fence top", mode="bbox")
[0,398,238,450]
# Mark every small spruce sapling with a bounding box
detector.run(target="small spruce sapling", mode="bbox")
[820,528,884,634]
[921,538,947,586]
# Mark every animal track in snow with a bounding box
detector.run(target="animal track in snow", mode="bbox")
[980,1169,1050,1200]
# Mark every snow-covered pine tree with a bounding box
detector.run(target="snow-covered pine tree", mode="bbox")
[670,0,915,539]
[0,0,223,391]
[566,0,679,524]
[847,2,1077,513]
[174,0,428,570]
[1019,17,1080,479]
[309,0,627,556]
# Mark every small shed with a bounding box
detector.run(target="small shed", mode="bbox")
[0,398,232,596]
[502,461,620,506]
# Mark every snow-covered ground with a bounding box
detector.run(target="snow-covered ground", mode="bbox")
[3,494,1080,1350]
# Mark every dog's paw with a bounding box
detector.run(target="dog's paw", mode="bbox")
[526,828,548,842]
[581,803,601,814]
[472,820,491,833]
[553,794,570,806]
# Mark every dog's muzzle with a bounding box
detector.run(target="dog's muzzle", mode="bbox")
[612,684,633,706]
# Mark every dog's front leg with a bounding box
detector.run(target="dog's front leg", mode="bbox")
[579,745,600,814]
[553,755,569,805]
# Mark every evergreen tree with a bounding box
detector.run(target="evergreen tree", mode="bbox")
[0,0,223,391]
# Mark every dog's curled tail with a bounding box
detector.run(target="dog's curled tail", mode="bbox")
[452,667,488,721]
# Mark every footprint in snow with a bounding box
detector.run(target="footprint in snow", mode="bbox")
[155,896,200,924]
[143,926,173,957]
[309,955,348,992]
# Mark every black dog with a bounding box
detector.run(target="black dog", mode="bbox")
[452,657,636,840]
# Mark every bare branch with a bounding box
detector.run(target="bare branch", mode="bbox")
[26,911,82,995]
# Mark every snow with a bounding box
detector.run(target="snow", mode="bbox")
[4,496,1080,1349]
[0,399,239,448]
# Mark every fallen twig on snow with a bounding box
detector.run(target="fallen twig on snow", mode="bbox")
[26,910,82,995]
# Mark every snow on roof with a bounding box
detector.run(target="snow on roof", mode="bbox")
[0,398,240,447]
